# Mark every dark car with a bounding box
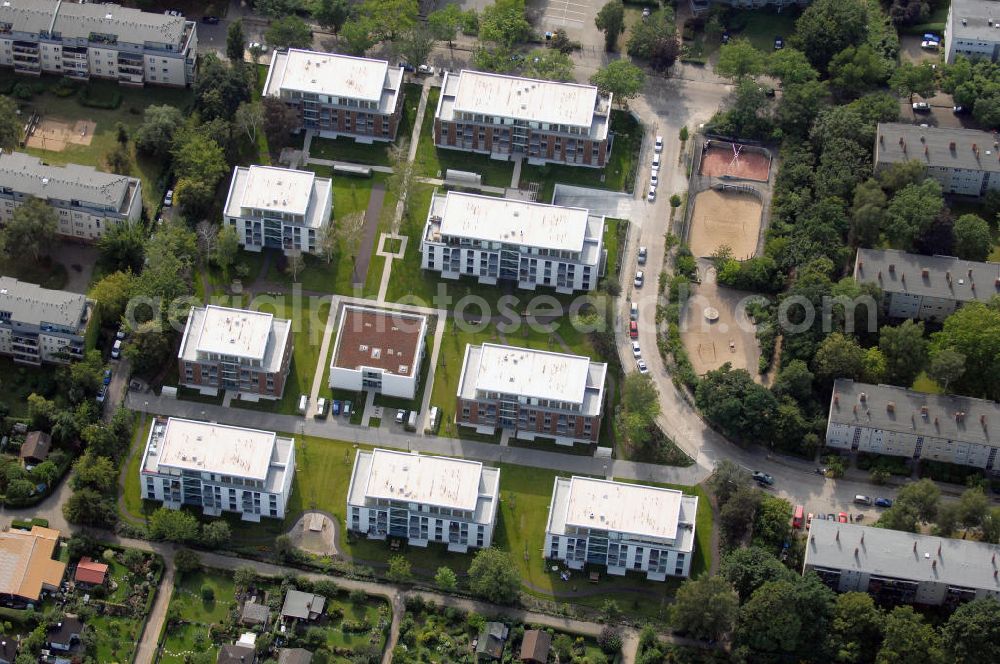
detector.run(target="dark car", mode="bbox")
[721,32,731,44]
[875,497,893,508]
[774,36,784,50]
[752,471,775,486]
[953,105,970,114]
[103,368,112,385]
[201,16,220,24]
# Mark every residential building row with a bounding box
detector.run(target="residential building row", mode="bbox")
[854,248,1000,322]
[874,123,1000,197]
[0,0,197,87]
[456,342,607,446]
[945,0,1000,64]
[0,275,91,365]
[0,151,142,241]
[826,379,1000,472]
[805,519,1000,606]
[346,448,698,579]
[263,48,405,142]
[223,164,333,255]
[434,70,612,168]
[420,190,605,294]
[177,304,293,401]
[141,417,296,522]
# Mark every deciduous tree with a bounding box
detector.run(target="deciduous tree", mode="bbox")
[941,598,1000,664]
[930,301,1000,400]
[671,576,739,641]
[467,547,520,604]
[0,95,20,151]
[589,60,645,105]
[952,213,992,261]
[134,104,184,158]
[716,38,766,80]
[791,0,869,71]
[265,16,313,50]
[0,197,57,262]
[927,348,965,392]
[521,48,574,82]
[878,319,928,386]
[720,546,794,602]
[876,606,944,664]
[594,1,625,52]
[226,19,246,62]
[315,0,350,35]
[479,0,531,48]
[89,271,133,323]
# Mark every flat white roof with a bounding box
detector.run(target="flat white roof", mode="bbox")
[153,418,276,481]
[433,191,590,252]
[267,48,388,101]
[452,70,599,128]
[564,477,682,540]
[363,449,483,511]
[473,343,591,404]
[238,166,315,216]
[195,305,274,361]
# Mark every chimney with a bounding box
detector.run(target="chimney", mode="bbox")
[913,541,917,552]
[982,414,987,428]
[922,268,929,278]
[889,264,895,273]
[879,134,884,144]
[920,134,926,143]
[938,542,942,556]
[921,405,929,418]
[933,559,937,569]
[887,402,895,413]
[834,394,840,406]
[858,260,864,269]
[878,270,883,281]
[860,392,867,402]
[836,529,840,541]
[957,411,966,422]
[949,141,956,150]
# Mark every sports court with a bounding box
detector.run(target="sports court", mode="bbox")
[25,116,97,152]
[699,141,771,181]
[687,188,763,260]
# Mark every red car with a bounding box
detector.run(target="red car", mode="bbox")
[838,512,848,524]
[629,321,638,339]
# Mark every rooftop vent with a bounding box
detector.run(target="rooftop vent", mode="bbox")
[922,268,929,278]
[888,264,895,273]
[920,405,929,418]
[887,402,895,413]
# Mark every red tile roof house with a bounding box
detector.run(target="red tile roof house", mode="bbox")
[73,557,108,587]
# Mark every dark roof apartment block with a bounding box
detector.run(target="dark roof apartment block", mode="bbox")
[854,248,1000,304]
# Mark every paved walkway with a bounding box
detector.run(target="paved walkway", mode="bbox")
[510,156,523,188]
[353,180,387,288]
[128,391,707,485]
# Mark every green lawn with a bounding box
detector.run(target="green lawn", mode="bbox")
[90,613,144,663]
[5,74,194,212]
[725,8,802,52]
[395,82,424,147]
[230,299,331,416]
[2,256,68,290]
[309,135,394,166]
[170,569,237,624]
[413,87,516,187]
[159,622,217,664]
[912,371,944,394]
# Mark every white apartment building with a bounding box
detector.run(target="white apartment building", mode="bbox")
[457,343,607,446]
[223,165,332,255]
[177,305,293,400]
[945,0,1000,63]
[854,248,1000,322]
[874,123,1000,197]
[805,519,1000,606]
[826,379,1000,472]
[0,1,197,86]
[263,48,404,141]
[0,276,91,365]
[346,449,501,553]
[421,191,604,294]
[0,151,142,241]
[544,477,698,581]
[434,70,612,167]
[328,305,428,399]
[141,418,295,522]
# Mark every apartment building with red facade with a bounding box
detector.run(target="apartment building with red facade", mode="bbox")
[433,70,613,168]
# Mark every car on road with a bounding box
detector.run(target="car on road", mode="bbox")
[912,101,930,112]
[650,170,658,186]
[631,341,641,358]
[163,189,173,207]
[636,359,649,374]
[652,153,661,169]
[634,270,644,288]
[953,105,969,114]
[248,42,269,54]
[854,495,873,506]
[111,339,122,360]
[920,40,939,50]
[396,409,407,424]
[827,513,836,522]
[806,512,814,529]
[838,512,849,523]
[630,302,639,320]
[629,321,638,339]
[647,186,656,202]
[654,135,663,153]
[752,471,774,486]
[875,497,893,508]
[201,16,220,24]
[774,36,784,50]
[638,246,648,265]
[417,64,435,75]
[96,384,108,405]
[103,368,112,385]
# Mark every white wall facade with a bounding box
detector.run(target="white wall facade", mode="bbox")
[0,184,141,242]
[946,4,1000,64]
[348,504,495,553]
[885,292,960,321]
[825,421,997,469]
[328,364,418,399]
[421,244,598,293]
[543,531,693,581]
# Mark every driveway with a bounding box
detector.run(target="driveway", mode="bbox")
[552,184,638,218]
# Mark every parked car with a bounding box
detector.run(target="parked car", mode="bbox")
[650,170,659,186]
[314,397,329,418]
[343,401,352,417]
[417,64,435,75]
[923,33,941,43]
[838,512,849,523]
[111,339,122,360]
[638,246,648,265]
[201,16,220,24]
[912,101,930,112]
[636,359,649,374]
[752,471,774,486]
[396,409,407,424]
[920,40,939,50]
[163,189,173,207]
[953,105,969,114]
[854,495,873,506]
[652,153,661,169]
[875,497,893,508]
[774,36,784,50]
[721,32,731,45]
[827,513,836,522]
[96,385,108,405]
[806,512,814,529]
[654,135,663,153]
[629,321,638,339]
[634,270,644,288]
[647,186,656,202]
[102,368,112,385]
[248,42,269,53]
[631,341,641,358]
[642,7,650,17]
[630,302,639,320]
[332,399,341,416]
[115,327,127,341]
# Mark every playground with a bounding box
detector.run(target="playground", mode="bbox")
[698,140,771,181]
[687,187,763,260]
[25,115,97,152]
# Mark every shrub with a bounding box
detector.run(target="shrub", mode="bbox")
[200,584,215,602]
[597,626,623,654]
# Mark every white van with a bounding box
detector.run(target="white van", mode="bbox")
[630,303,639,320]
[314,397,328,419]
[111,339,122,359]
[297,395,309,414]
